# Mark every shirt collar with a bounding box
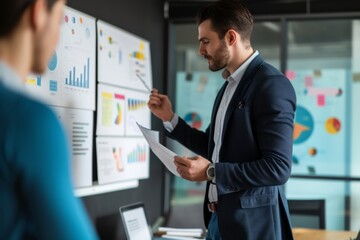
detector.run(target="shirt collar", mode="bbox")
[222,50,259,84]
[0,60,26,93]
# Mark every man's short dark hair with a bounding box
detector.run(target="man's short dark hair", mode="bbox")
[0,0,58,37]
[196,0,253,42]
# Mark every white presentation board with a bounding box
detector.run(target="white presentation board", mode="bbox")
[97,20,153,92]
[26,7,96,110]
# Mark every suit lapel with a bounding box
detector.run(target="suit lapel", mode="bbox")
[222,55,264,141]
[208,81,228,154]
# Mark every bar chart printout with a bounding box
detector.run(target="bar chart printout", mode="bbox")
[65,58,90,89]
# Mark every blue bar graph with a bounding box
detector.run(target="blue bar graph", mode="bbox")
[65,58,90,89]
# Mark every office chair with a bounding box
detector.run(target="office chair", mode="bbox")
[287,199,326,229]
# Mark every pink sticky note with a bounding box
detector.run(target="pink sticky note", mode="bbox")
[305,76,313,88]
[317,95,325,106]
[286,70,296,80]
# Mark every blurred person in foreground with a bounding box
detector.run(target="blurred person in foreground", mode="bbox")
[0,0,98,239]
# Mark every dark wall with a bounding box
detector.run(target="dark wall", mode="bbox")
[166,0,360,21]
[66,0,166,239]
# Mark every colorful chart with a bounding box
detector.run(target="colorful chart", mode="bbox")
[325,117,341,134]
[184,112,202,129]
[97,20,152,92]
[65,58,90,89]
[96,137,149,184]
[114,102,123,125]
[293,105,314,144]
[97,84,126,136]
[123,89,151,136]
[26,76,42,86]
[127,144,147,163]
[127,98,147,111]
[289,69,347,176]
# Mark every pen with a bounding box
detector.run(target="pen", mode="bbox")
[136,74,152,92]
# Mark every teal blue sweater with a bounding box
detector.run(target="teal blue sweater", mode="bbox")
[0,62,98,240]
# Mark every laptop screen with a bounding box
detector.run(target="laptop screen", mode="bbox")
[119,202,153,240]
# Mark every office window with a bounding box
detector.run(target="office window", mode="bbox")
[286,19,360,231]
[252,21,281,69]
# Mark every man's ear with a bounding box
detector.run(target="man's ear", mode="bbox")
[226,29,238,46]
[30,0,47,32]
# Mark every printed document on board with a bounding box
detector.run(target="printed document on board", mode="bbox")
[137,122,180,177]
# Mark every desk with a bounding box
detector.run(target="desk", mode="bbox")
[293,228,358,240]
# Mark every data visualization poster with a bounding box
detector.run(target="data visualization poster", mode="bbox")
[97,84,151,136]
[97,20,153,92]
[97,84,126,136]
[96,137,149,184]
[26,7,96,110]
[288,69,348,175]
[96,21,152,185]
[52,107,94,188]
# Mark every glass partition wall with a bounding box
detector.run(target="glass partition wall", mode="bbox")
[166,15,360,231]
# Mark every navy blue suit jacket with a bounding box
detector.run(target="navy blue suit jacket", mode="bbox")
[166,55,296,239]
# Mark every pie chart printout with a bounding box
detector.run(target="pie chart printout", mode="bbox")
[184,112,202,129]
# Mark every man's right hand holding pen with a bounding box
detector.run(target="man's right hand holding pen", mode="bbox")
[147,88,175,122]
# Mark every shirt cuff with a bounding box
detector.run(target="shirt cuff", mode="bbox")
[163,113,179,132]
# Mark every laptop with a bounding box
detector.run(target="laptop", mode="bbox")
[120,202,170,240]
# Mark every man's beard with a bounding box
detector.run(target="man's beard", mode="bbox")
[205,40,229,72]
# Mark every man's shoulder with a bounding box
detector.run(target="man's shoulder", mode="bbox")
[0,84,57,127]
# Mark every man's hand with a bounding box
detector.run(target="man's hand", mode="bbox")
[147,88,174,122]
[174,155,211,182]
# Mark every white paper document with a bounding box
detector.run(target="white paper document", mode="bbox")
[158,227,205,240]
[137,122,180,176]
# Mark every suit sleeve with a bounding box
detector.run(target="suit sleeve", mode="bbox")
[165,117,211,158]
[216,75,296,195]
[13,103,98,240]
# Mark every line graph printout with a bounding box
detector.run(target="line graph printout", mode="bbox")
[52,106,94,188]
[26,7,96,110]
[97,20,153,92]
[96,137,149,184]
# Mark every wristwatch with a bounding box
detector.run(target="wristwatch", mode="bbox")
[206,163,215,182]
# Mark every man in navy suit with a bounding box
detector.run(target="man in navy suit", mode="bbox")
[148,0,296,239]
